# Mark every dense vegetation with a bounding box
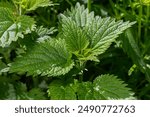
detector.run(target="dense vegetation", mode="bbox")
[0,0,150,100]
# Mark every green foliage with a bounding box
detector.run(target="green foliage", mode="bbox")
[0,76,46,99]
[93,74,134,99]
[60,3,135,61]
[10,39,74,76]
[13,0,53,13]
[77,81,93,99]
[1,1,147,100]
[122,29,150,81]
[48,80,76,100]
[24,0,53,12]
[47,74,134,100]
[0,3,35,47]
[36,26,57,42]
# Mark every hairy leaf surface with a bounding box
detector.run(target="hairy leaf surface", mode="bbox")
[61,15,89,53]
[93,74,134,99]
[10,39,74,76]
[63,3,94,27]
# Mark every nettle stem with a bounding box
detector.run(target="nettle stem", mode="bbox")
[78,61,86,82]
[87,0,91,11]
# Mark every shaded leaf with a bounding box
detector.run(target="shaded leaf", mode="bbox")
[48,80,76,100]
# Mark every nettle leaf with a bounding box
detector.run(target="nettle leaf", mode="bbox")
[61,3,135,61]
[93,74,134,99]
[86,17,135,56]
[25,0,53,11]
[48,80,76,100]
[77,82,93,100]
[0,8,35,47]
[61,15,89,53]
[63,3,94,27]
[10,39,74,77]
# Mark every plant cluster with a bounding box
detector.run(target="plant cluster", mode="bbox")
[0,0,150,99]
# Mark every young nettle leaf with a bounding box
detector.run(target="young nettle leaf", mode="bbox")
[23,0,53,12]
[60,3,135,62]
[63,3,94,27]
[0,7,35,47]
[10,39,74,77]
[93,74,134,99]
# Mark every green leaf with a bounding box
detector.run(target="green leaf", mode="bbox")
[0,8,35,47]
[77,82,93,100]
[61,15,89,53]
[10,38,74,77]
[86,17,135,56]
[48,80,76,100]
[25,0,53,11]
[63,3,94,27]
[27,88,46,100]
[0,1,15,11]
[61,3,135,61]
[93,74,134,99]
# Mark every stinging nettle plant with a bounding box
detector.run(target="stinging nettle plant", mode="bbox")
[9,3,136,99]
